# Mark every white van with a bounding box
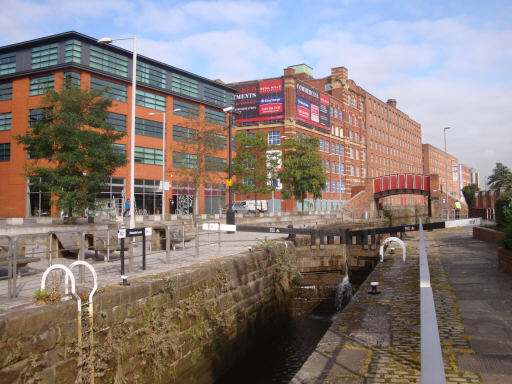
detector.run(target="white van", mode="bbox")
[235,200,268,213]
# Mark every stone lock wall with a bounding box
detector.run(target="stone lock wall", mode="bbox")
[0,243,297,384]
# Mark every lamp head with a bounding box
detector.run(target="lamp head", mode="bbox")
[223,106,235,113]
[97,37,113,44]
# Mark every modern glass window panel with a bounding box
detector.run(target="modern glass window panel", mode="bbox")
[0,112,11,131]
[136,89,166,111]
[90,77,127,102]
[106,112,127,132]
[65,40,81,63]
[0,82,12,101]
[0,52,16,75]
[173,99,199,119]
[29,75,54,96]
[171,73,199,98]
[135,117,163,138]
[89,45,128,77]
[32,43,58,69]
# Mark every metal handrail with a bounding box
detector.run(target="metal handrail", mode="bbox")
[418,219,446,384]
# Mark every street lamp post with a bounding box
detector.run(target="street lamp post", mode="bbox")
[149,109,181,220]
[223,106,235,226]
[98,36,137,229]
[443,126,451,220]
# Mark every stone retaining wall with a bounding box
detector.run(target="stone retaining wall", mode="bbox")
[0,243,296,384]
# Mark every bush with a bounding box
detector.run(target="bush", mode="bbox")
[495,190,512,230]
[499,224,512,250]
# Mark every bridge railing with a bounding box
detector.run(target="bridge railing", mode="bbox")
[418,219,446,384]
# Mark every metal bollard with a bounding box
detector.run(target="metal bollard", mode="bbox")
[165,225,171,263]
[195,224,199,257]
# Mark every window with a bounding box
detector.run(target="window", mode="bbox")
[0,112,11,131]
[171,73,199,98]
[29,109,47,128]
[135,146,163,165]
[212,134,227,149]
[30,75,54,96]
[341,181,345,193]
[137,61,166,88]
[136,89,166,111]
[136,117,162,138]
[336,180,340,193]
[340,163,345,174]
[173,151,197,168]
[204,108,226,125]
[350,165,354,176]
[65,40,81,64]
[203,84,227,107]
[332,162,336,174]
[90,77,127,102]
[0,52,16,75]
[325,140,329,153]
[32,43,58,69]
[0,82,12,101]
[64,71,81,86]
[340,144,344,157]
[268,131,280,145]
[134,179,162,215]
[106,112,126,132]
[89,45,128,77]
[319,138,324,152]
[112,143,126,154]
[0,143,10,161]
[332,180,336,192]
[356,166,360,177]
[205,156,226,172]
[326,180,330,192]
[173,99,199,119]
[325,160,330,173]
[173,125,197,142]
[356,149,359,160]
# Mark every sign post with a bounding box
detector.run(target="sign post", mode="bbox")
[118,227,151,285]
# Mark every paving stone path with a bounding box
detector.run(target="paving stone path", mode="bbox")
[292,228,484,384]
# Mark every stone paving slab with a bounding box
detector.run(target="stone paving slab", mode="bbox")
[292,226,510,384]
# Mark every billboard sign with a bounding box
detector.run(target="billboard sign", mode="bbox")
[233,80,285,123]
[295,81,330,132]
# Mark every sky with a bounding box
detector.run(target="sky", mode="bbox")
[1,0,511,186]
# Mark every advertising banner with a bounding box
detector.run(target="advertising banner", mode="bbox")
[233,80,285,123]
[295,81,330,132]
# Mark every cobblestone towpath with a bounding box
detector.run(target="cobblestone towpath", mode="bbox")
[292,226,512,384]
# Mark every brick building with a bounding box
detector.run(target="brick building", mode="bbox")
[230,65,426,212]
[0,31,237,218]
[422,144,471,200]
[230,65,366,212]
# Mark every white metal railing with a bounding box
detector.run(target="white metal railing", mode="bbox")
[418,219,446,384]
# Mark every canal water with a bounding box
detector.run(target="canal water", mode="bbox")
[216,312,334,384]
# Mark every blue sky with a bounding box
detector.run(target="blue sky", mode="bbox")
[1,0,511,184]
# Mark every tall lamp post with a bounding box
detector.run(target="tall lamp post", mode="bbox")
[149,108,181,220]
[223,106,236,226]
[98,35,137,229]
[443,126,451,220]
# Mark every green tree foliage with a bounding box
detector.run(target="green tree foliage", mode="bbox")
[172,116,227,219]
[462,184,478,208]
[15,79,126,218]
[495,190,512,230]
[231,132,279,210]
[487,162,512,189]
[278,136,326,214]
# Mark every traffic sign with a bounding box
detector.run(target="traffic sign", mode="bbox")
[225,179,232,187]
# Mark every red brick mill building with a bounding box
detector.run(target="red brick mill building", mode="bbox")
[229,64,426,213]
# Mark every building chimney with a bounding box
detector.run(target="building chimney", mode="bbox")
[331,66,348,81]
[387,99,397,108]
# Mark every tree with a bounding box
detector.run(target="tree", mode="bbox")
[231,132,279,212]
[487,162,512,189]
[15,79,126,219]
[278,136,326,214]
[462,184,478,208]
[172,115,227,220]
